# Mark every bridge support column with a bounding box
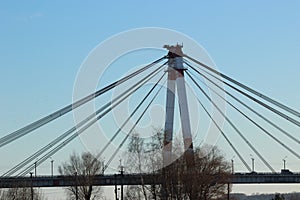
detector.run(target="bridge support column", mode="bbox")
[163,67,176,167]
[162,45,195,199]
[227,182,230,200]
[163,44,195,168]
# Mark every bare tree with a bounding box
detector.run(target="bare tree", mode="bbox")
[163,146,231,200]
[58,151,103,200]
[290,193,300,200]
[125,126,231,200]
[124,133,148,200]
[272,193,286,200]
[0,187,44,200]
[124,129,231,200]
[124,130,165,199]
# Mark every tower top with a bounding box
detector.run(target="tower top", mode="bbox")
[163,44,183,58]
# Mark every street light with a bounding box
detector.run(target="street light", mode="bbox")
[74,172,78,200]
[50,158,54,177]
[250,154,255,172]
[119,159,124,200]
[30,172,34,200]
[34,161,37,177]
[283,156,287,170]
[231,156,235,174]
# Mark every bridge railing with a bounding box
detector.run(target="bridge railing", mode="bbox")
[1,172,300,188]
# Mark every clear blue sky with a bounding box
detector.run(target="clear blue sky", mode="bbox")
[1,1,300,198]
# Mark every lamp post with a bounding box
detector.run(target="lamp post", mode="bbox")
[120,166,124,200]
[51,159,54,177]
[231,156,235,174]
[228,156,235,200]
[250,154,255,172]
[119,159,124,200]
[34,161,37,177]
[114,174,118,200]
[30,172,34,200]
[283,156,287,170]
[74,172,78,200]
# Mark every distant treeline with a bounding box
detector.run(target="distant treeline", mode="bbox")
[231,192,300,200]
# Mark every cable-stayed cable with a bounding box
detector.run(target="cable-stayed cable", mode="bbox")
[186,71,275,172]
[184,59,300,128]
[3,63,167,177]
[0,56,166,148]
[103,77,165,172]
[17,87,140,176]
[95,73,166,162]
[19,75,165,177]
[184,54,300,118]
[184,61,299,145]
[16,64,167,176]
[186,66,300,159]
[186,79,251,171]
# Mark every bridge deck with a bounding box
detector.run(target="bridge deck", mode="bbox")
[0,173,300,188]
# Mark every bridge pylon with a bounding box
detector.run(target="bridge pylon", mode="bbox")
[162,44,195,168]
